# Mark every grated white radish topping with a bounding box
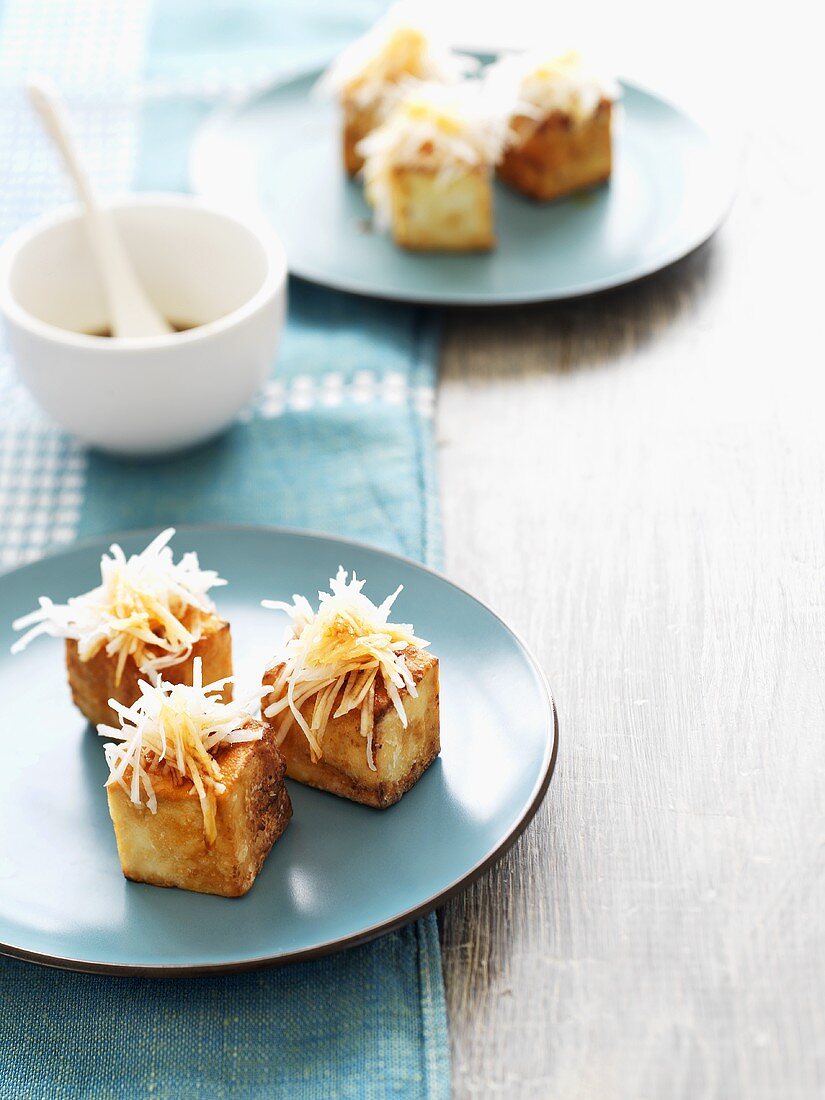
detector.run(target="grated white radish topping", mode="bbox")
[485,49,618,131]
[314,2,473,111]
[262,567,429,770]
[99,658,265,844]
[11,529,226,685]
[359,80,511,229]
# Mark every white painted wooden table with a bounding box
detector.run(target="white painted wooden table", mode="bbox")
[435,8,823,1093]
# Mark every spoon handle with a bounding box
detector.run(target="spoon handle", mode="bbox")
[27,76,172,338]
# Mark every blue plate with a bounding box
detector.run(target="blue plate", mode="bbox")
[191,69,736,305]
[0,525,556,974]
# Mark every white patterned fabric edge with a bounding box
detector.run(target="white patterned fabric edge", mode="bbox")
[0,372,435,570]
[0,422,86,568]
[0,0,150,567]
[246,372,436,421]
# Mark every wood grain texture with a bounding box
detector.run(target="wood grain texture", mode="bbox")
[435,45,825,1094]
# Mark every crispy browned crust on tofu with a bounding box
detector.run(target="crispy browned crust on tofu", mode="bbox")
[343,99,382,175]
[498,99,612,201]
[66,614,233,729]
[262,646,440,808]
[105,723,292,897]
[388,166,495,252]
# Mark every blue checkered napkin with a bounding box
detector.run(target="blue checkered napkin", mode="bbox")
[0,1,450,1097]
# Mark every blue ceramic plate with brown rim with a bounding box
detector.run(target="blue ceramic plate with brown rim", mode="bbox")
[191,66,736,305]
[0,524,557,974]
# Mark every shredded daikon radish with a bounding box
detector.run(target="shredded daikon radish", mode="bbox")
[484,49,618,130]
[99,658,265,844]
[359,80,511,229]
[262,568,429,770]
[11,528,225,685]
[314,2,473,111]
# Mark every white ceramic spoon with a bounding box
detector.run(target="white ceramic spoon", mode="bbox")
[27,77,172,338]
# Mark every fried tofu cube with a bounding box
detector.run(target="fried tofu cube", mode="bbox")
[343,98,383,176]
[106,724,291,897]
[337,24,436,175]
[66,614,232,729]
[387,166,494,251]
[498,99,613,201]
[262,647,440,808]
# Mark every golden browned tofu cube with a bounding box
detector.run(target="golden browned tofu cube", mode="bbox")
[106,724,291,897]
[388,166,494,251]
[498,100,612,201]
[262,647,440,808]
[66,614,232,729]
[343,98,383,176]
[336,23,435,174]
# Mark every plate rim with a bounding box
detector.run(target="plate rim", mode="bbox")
[0,522,559,977]
[190,69,739,306]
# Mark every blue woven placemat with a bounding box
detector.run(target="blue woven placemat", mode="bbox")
[0,2,450,1097]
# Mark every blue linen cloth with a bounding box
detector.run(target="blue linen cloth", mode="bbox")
[0,1,450,1097]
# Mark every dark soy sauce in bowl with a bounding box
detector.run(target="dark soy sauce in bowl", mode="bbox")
[85,320,197,337]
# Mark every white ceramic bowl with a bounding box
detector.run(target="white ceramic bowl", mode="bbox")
[0,194,287,456]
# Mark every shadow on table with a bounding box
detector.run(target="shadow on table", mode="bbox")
[441,237,719,381]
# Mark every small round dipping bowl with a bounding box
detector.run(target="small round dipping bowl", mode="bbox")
[0,193,287,456]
